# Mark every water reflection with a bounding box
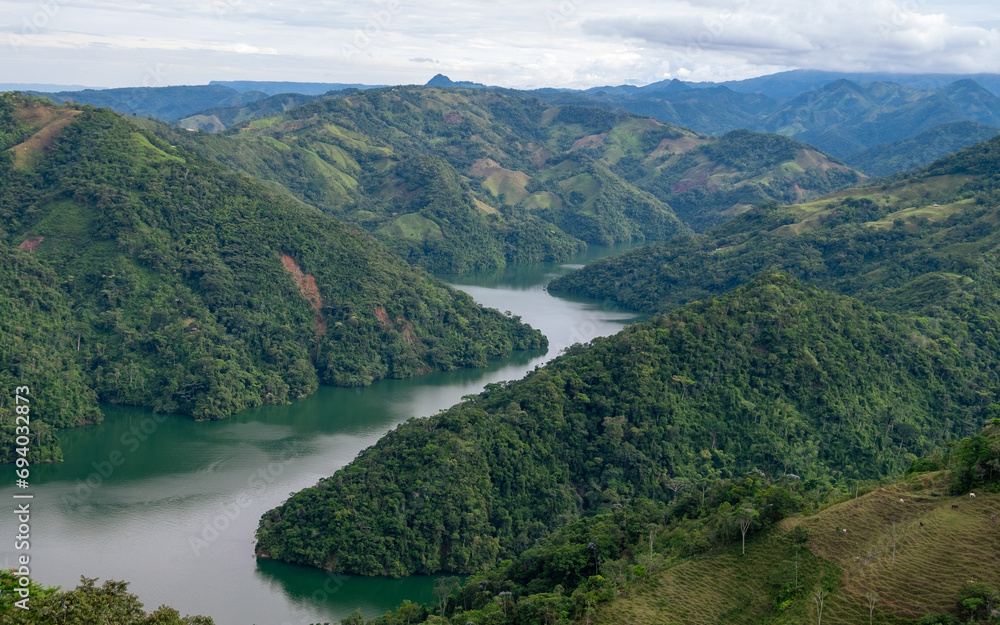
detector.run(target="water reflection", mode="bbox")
[2,245,641,625]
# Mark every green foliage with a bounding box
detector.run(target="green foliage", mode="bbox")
[704,129,802,170]
[846,121,1000,177]
[957,581,1000,623]
[550,134,1000,326]
[0,245,98,462]
[0,94,34,152]
[921,581,1000,624]
[0,571,214,624]
[907,454,945,475]
[255,273,988,579]
[950,424,1000,494]
[0,97,544,461]
[360,474,824,625]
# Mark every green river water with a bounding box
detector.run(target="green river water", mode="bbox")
[0,246,642,624]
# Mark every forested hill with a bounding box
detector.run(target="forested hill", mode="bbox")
[844,120,999,178]
[540,77,1000,176]
[549,132,1000,323]
[159,87,861,272]
[0,94,544,462]
[255,273,999,577]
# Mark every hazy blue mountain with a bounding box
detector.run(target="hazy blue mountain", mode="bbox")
[765,79,1000,157]
[425,74,491,89]
[31,85,270,122]
[708,69,1000,98]
[0,83,95,92]
[539,77,1000,165]
[209,80,381,95]
[845,120,1000,176]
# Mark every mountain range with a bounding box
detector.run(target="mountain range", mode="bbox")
[155,87,863,271]
[23,70,1000,182]
[253,92,1000,625]
[7,68,1000,625]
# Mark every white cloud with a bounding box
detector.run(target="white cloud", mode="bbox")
[581,0,1000,80]
[0,0,998,87]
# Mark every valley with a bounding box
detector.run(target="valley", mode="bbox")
[0,247,641,625]
[3,66,1000,625]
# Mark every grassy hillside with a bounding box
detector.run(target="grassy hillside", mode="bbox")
[0,94,544,462]
[539,78,1000,185]
[593,471,1000,625]
[348,431,1000,625]
[549,131,1000,323]
[626,127,864,230]
[160,87,861,271]
[255,273,999,578]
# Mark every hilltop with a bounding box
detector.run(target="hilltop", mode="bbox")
[549,130,1000,322]
[160,87,860,271]
[540,77,1000,175]
[0,94,544,462]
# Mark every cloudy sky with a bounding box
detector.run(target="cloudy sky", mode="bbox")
[1,0,998,89]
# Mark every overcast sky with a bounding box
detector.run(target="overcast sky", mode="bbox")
[1,0,998,89]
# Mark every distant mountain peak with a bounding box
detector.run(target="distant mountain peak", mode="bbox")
[426,73,455,87]
[425,74,488,89]
[944,78,994,97]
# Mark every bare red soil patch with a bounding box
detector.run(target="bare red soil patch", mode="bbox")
[280,253,326,334]
[18,236,43,253]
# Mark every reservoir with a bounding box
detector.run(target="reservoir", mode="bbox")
[1,246,641,625]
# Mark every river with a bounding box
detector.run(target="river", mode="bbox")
[1,246,641,625]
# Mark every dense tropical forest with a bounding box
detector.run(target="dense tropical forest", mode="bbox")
[331,422,1000,625]
[256,274,999,576]
[0,93,543,461]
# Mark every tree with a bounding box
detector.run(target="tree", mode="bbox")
[788,524,809,588]
[341,608,365,625]
[666,476,691,497]
[0,572,214,624]
[696,469,719,505]
[793,544,800,587]
[866,591,878,625]
[888,522,900,565]
[813,588,826,625]
[737,507,759,555]
[646,523,658,559]
[432,576,460,614]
